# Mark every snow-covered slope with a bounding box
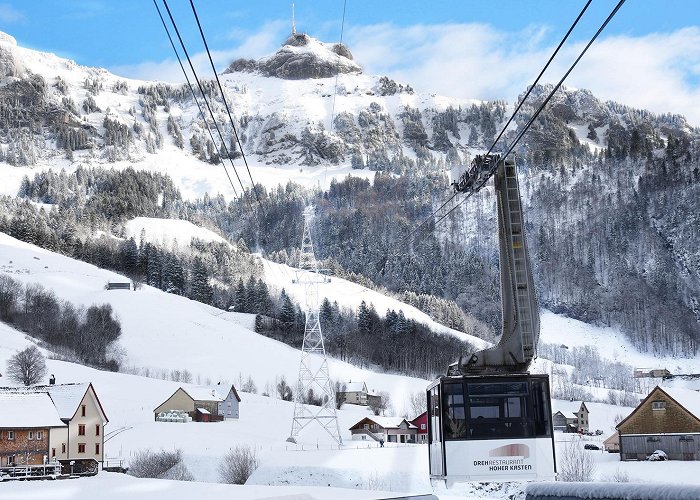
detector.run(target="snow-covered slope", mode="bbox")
[0,231,428,409]
[125,217,228,247]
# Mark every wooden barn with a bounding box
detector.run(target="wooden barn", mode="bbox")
[616,386,700,461]
[154,385,240,422]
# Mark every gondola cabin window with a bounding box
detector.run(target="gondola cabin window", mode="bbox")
[443,382,467,439]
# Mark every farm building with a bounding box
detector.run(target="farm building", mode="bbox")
[0,383,109,467]
[604,431,620,452]
[411,411,428,444]
[349,416,418,443]
[154,385,240,422]
[337,381,381,407]
[0,393,65,466]
[551,401,589,433]
[616,386,700,461]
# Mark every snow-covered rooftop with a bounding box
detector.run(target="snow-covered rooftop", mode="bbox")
[363,416,417,430]
[551,400,586,418]
[44,383,90,419]
[344,382,367,393]
[0,392,66,428]
[663,387,700,420]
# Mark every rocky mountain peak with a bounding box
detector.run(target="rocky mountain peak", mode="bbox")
[224,33,361,80]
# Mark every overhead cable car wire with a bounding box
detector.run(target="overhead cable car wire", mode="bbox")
[188,0,267,218]
[152,0,239,199]
[326,0,348,187]
[431,0,626,230]
[409,0,594,240]
[159,0,253,211]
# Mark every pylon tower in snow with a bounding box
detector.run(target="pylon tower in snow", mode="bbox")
[287,206,342,445]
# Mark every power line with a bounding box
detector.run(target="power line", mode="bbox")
[326,0,348,186]
[410,0,593,240]
[160,0,253,211]
[434,0,626,230]
[188,0,266,218]
[412,0,625,240]
[152,0,239,199]
[502,0,625,158]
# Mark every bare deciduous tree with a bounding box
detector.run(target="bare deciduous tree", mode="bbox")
[407,391,426,418]
[219,445,259,484]
[7,345,47,386]
[127,449,193,481]
[369,391,391,416]
[558,439,596,482]
[334,381,347,409]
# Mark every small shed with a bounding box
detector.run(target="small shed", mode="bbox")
[604,431,620,452]
[107,282,131,290]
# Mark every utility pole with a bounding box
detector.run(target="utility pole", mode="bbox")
[287,206,342,445]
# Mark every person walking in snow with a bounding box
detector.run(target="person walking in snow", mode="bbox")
[379,438,384,448]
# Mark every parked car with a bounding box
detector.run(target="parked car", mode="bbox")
[584,443,600,450]
[647,450,668,461]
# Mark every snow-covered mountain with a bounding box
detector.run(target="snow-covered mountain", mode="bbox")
[1,28,695,199]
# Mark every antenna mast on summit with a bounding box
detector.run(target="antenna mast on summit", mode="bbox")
[291,2,297,35]
[287,206,342,446]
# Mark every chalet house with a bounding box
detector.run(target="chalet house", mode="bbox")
[411,411,428,444]
[616,386,700,461]
[0,393,65,466]
[0,383,108,465]
[551,401,589,433]
[154,385,240,422]
[349,416,418,443]
[338,381,381,407]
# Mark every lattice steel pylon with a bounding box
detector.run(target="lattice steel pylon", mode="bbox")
[287,206,342,445]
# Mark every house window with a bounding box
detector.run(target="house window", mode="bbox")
[37,431,44,440]
[52,448,56,457]
[95,443,100,455]
[647,436,661,442]
[652,401,666,410]
[679,436,695,442]
[364,424,369,429]
[62,443,66,453]
[7,431,14,440]
[81,405,86,417]
[78,443,86,453]
[28,431,34,440]
[78,424,86,436]
[421,423,426,430]
[7,456,15,466]
[95,425,100,436]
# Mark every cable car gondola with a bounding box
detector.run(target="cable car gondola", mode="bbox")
[429,156,556,485]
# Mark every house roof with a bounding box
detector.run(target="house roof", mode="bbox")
[661,387,700,420]
[551,400,587,418]
[0,383,108,423]
[617,386,700,430]
[352,416,417,430]
[343,382,367,393]
[0,393,66,428]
